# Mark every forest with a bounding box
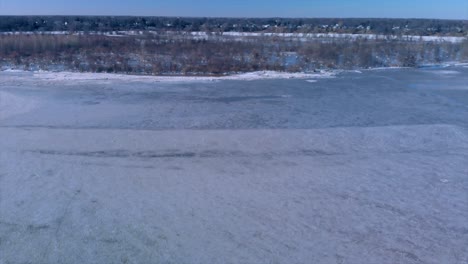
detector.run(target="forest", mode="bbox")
[0,16,467,36]
[1,32,467,75]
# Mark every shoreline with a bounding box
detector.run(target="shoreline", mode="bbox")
[1,62,467,83]
[1,69,336,83]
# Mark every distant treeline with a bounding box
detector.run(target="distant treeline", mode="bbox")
[1,33,467,75]
[0,16,467,36]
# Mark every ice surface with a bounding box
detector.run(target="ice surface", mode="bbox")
[1,125,467,263]
[0,91,38,120]
[1,67,468,263]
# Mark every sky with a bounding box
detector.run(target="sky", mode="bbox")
[0,0,467,19]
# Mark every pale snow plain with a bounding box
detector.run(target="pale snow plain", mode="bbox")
[1,31,465,43]
[1,67,468,264]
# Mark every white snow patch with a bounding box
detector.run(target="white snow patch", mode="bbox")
[192,31,466,43]
[3,31,464,43]
[226,71,334,80]
[2,69,26,73]
[431,70,460,75]
[366,67,408,71]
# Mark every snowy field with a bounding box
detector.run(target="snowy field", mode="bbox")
[1,67,468,263]
[190,31,467,43]
[1,30,465,43]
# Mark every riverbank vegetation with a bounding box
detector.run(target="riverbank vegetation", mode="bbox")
[0,32,467,75]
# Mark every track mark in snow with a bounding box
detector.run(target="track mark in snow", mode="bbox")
[26,146,468,160]
[40,189,82,262]
[27,149,341,159]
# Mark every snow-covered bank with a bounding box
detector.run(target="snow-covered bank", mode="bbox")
[359,62,468,72]
[25,70,335,83]
[3,62,467,84]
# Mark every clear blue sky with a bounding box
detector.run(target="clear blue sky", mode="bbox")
[0,0,467,19]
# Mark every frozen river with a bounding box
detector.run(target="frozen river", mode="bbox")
[1,67,468,263]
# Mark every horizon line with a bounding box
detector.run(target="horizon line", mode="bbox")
[0,14,466,21]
